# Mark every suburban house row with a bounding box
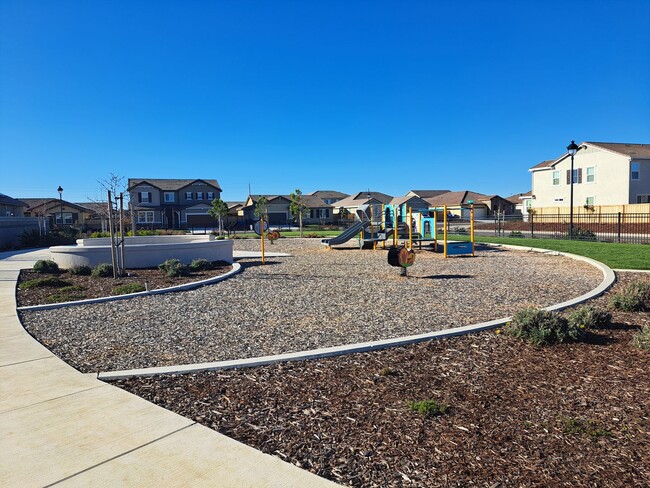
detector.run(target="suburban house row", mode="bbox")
[2,140,648,232]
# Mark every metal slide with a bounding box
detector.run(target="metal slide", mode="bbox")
[321,221,371,247]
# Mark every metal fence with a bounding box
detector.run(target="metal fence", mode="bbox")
[476,212,650,244]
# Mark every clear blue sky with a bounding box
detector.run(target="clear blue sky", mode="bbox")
[1,0,649,203]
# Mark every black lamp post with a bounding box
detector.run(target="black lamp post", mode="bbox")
[566,140,579,239]
[57,186,64,228]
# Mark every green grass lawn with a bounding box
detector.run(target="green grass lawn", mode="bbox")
[449,235,650,270]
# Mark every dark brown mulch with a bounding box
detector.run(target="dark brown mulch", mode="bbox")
[115,274,650,487]
[16,262,232,307]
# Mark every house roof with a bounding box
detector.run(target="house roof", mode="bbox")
[505,192,532,203]
[0,194,28,207]
[529,159,556,171]
[309,190,350,199]
[585,142,650,159]
[297,195,332,208]
[425,190,489,207]
[389,195,430,208]
[333,191,393,208]
[407,190,451,198]
[20,198,92,213]
[127,178,222,192]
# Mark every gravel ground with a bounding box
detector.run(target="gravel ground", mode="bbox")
[20,238,604,373]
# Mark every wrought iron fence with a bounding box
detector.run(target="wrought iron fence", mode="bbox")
[477,212,650,244]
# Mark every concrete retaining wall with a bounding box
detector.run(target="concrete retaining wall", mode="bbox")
[50,236,234,268]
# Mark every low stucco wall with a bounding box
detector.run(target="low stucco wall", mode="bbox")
[50,237,234,268]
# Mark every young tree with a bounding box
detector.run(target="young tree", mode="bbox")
[289,188,308,238]
[208,198,229,236]
[254,196,269,225]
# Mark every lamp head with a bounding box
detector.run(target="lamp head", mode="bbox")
[567,140,579,156]
[57,186,63,194]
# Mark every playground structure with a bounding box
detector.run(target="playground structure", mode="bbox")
[322,203,475,258]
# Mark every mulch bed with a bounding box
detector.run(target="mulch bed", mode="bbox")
[16,263,232,307]
[115,274,650,487]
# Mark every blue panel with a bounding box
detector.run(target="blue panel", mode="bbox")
[446,242,473,255]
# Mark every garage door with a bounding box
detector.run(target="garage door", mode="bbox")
[187,215,217,227]
[268,213,288,225]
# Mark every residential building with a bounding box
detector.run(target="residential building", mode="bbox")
[127,179,222,229]
[405,190,451,199]
[238,194,334,226]
[21,198,94,229]
[309,190,349,205]
[505,191,533,215]
[0,194,28,217]
[529,142,650,209]
[332,191,393,220]
[425,191,500,219]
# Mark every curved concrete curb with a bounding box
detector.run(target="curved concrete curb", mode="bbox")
[98,244,616,380]
[17,263,242,312]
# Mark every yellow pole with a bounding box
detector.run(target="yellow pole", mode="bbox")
[370,204,376,250]
[382,204,386,249]
[443,205,448,258]
[433,210,438,252]
[260,217,265,264]
[393,206,398,247]
[408,207,413,250]
[470,204,475,256]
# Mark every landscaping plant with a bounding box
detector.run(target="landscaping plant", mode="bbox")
[504,307,586,346]
[33,260,60,274]
[68,265,92,276]
[608,281,650,312]
[632,326,650,350]
[158,259,189,277]
[91,263,114,278]
[189,258,213,271]
[112,283,146,295]
[567,305,612,330]
[407,399,449,418]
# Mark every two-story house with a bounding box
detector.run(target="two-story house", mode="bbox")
[127,179,222,229]
[529,142,650,209]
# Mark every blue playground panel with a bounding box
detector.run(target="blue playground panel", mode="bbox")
[445,241,473,255]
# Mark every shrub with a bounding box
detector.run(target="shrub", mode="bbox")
[20,276,72,290]
[33,260,60,274]
[504,307,585,346]
[45,285,86,303]
[189,258,213,271]
[68,265,92,276]
[158,259,189,277]
[91,263,114,278]
[509,231,524,238]
[632,326,650,350]
[608,281,649,312]
[563,417,612,437]
[407,399,449,418]
[567,305,612,330]
[569,227,597,241]
[112,283,146,295]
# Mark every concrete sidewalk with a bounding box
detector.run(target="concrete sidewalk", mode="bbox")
[0,249,339,487]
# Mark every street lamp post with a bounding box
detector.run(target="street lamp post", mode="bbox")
[566,140,579,239]
[57,186,64,229]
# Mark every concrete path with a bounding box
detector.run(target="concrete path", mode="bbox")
[0,249,339,487]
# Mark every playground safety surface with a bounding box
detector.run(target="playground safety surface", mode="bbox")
[21,238,603,373]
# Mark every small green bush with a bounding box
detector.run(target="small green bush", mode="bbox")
[33,260,60,274]
[563,417,612,437]
[91,263,114,278]
[609,282,649,312]
[112,283,146,295]
[189,258,213,271]
[21,276,71,289]
[407,399,449,418]
[632,326,650,350]
[504,307,585,346]
[45,285,86,303]
[567,305,612,330]
[509,231,524,238]
[158,259,189,277]
[68,265,92,276]
[570,227,597,241]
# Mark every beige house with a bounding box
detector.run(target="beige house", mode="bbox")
[529,142,650,209]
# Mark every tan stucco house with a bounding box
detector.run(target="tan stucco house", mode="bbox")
[529,142,650,209]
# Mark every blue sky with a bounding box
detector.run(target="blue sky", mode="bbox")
[1,0,649,203]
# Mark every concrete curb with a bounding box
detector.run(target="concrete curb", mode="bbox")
[17,263,242,312]
[98,244,616,380]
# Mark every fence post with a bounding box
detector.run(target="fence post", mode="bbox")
[530,212,534,238]
[617,212,622,243]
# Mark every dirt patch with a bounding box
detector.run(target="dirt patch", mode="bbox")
[16,262,233,307]
[115,273,650,487]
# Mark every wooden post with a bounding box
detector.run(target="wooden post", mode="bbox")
[443,205,448,258]
[260,216,265,264]
[470,204,475,256]
[119,192,126,275]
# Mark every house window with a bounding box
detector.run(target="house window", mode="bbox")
[637,195,650,204]
[137,211,155,223]
[586,167,595,183]
[55,212,73,225]
[552,171,560,186]
[139,191,151,203]
[185,191,193,201]
[207,192,214,200]
[196,192,204,200]
[585,197,595,205]
[164,192,175,203]
[567,168,582,184]
[631,163,640,180]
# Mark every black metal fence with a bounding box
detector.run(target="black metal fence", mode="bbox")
[478,212,650,244]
